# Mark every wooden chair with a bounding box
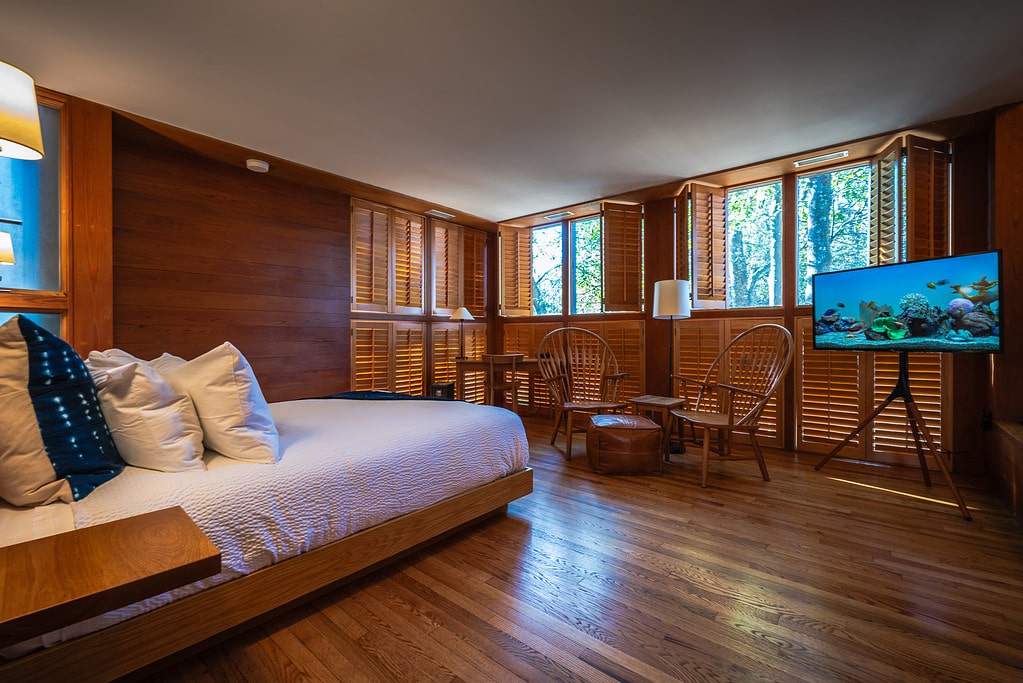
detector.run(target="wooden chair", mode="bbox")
[537,327,627,459]
[482,353,524,413]
[670,323,794,488]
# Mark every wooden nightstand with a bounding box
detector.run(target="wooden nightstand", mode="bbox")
[0,506,220,648]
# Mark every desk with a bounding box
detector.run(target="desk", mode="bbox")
[456,357,541,404]
[0,506,221,648]
[627,394,686,460]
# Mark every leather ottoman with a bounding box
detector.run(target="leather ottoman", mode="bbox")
[586,414,662,475]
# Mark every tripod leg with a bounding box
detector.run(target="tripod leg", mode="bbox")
[906,401,971,521]
[908,415,932,487]
[815,396,896,471]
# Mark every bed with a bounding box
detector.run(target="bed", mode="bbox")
[0,396,532,682]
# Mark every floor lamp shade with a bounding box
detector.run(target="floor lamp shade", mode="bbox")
[653,280,691,319]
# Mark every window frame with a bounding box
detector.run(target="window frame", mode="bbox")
[498,202,644,318]
[0,90,70,335]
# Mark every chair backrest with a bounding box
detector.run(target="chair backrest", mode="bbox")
[694,323,794,425]
[537,327,621,405]
[482,353,523,384]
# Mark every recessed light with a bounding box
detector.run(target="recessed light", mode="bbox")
[245,158,270,173]
[543,210,574,220]
[793,150,849,168]
[425,209,456,219]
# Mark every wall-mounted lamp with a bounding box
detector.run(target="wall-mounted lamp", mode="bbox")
[450,306,475,359]
[0,61,44,160]
[653,279,692,392]
[0,231,15,283]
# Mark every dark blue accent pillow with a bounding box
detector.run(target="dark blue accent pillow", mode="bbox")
[0,315,124,506]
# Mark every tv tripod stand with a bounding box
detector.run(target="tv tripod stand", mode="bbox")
[814,351,971,520]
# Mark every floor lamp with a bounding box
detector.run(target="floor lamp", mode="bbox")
[653,280,691,394]
[450,306,474,359]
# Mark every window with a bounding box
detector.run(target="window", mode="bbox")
[726,181,782,308]
[0,101,63,335]
[531,223,562,315]
[500,202,643,317]
[571,216,602,314]
[795,163,872,305]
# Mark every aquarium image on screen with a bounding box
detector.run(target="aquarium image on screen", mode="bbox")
[811,250,1001,353]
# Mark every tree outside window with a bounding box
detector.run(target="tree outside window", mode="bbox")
[531,224,562,315]
[796,164,872,305]
[726,181,782,308]
[571,216,602,314]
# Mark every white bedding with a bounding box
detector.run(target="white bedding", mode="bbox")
[3,398,528,655]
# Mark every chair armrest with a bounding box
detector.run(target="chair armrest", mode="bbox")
[672,374,715,391]
[717,382,767,400]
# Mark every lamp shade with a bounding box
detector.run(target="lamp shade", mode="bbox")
[0,231,14,265]
[450,306,475,321]
[0,61,44,160]
[653,280,691,319]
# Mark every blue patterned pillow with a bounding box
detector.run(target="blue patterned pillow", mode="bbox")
[0,315,124,506]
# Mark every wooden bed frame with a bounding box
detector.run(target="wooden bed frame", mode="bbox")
[0,468,532,683]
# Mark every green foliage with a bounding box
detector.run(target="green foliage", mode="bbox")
[531,225,562,315]
[727,182,782,307]
[796,164,871,305]
[572,217,602,314]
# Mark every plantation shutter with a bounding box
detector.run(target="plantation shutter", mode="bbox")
[505,322,558,406]
[689,184,727,309]
[392,210,424,314]
[675,193,690,281]
[795,317,866,456]
[905,135,950,260]
[866,136,947,461]
[725,318,785,445]
[432,324,459,384]
[351,321,390,390]
[601,321,645,399]
[601,202,643,312]
[393,322,425,395]
[462,324,488,403]
[871,351,944,462]
[500,226,532,316]
[871,139,902,266]
[674,319,724,408]
[351,199,390,312]
[462,228,487,317]
[433,220,460,314]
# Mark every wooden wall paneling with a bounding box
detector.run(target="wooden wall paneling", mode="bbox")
[112,122,350,402]
[643,197,676,397]
[67,97,114,357]
[948,120,995,475]
[991,102,1023,424]
[988,102,1023,516]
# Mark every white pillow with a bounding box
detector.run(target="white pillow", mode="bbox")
[86,359,206,472]
[159,342,279,463]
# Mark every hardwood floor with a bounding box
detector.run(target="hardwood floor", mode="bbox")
[147,417,1023,682]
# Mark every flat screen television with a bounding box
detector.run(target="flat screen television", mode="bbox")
[811,250,1001,353]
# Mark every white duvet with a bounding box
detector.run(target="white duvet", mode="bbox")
[3,398,528,655]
